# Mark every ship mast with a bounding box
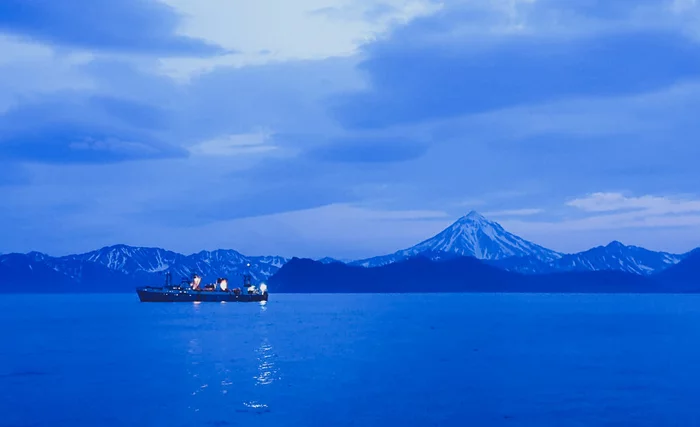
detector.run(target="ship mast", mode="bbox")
[243,263,252,288]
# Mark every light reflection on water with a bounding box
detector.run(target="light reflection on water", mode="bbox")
[183,301,277,416]
[242,401,269,411]
[254,338,279,386]
[243,302,278,412]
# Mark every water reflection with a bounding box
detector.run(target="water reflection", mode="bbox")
[187,338,201,356]
[184,301,277,416]
[220,379,232,395]
[241,401,269,413]
[254,338,279,386]
[186,338,205,414]
[241,303,278,412]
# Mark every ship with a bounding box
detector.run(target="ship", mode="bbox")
[136,265,269,303]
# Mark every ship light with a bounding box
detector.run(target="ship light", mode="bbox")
[220,279,228,291]
[192,275,202,289]
[260,283,268,293]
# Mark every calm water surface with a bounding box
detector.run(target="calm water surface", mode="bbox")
[2,293,700,426]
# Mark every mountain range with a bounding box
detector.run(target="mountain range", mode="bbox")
[350,211,687,276]
[269,250,700,294]
[0,245,286,293]
[1,211,697,293]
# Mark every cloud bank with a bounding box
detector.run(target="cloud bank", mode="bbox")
[2,0,700,257]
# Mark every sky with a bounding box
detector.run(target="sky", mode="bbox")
[2,0,700,259]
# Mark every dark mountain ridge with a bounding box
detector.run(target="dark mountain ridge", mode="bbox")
[269,254,699,294]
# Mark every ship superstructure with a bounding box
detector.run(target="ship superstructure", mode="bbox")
[136,264,268,302]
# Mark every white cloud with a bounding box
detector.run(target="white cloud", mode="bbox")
[188,129,279,156]
[492,192,700,253]
[0,36,95,111]
[483,208,543,217]
[156,0,440,79]
[532,211,700,232]
[408,0,700,45]
[567,192,700,215]
[670,0,700,40]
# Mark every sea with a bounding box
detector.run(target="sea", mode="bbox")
[2,293,700,427]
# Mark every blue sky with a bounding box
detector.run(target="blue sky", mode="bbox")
[2,0,700,259]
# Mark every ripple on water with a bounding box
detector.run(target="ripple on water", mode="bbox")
[237,401,271,414]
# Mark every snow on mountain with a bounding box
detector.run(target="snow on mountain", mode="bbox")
[317,257,345,264]
[554,241,682,275]
[2,216,692,293]
[351,211,562,267]
[5,245,290,291]
[490,240,684,275]
[72,244,184,275]
[181,250,288,283]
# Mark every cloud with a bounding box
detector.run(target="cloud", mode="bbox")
[0,124,187,163]
[0,53,363,164]
[309,1,439,24]
[0,36,95,112]
[307,136,428,163]
[189,129,278,156]
[3,0,700,258]
[492,193,700,253]
[567,192,700,215]
[157,0,441,78]
[0,0,226,56]
[505,208,700,234]
[494,191,700,253]
[331,29,700,128]
[166,55,363,141]
[483,208,544,217]
[88,95,171,130]
[133,185,360,228]
[0,93,185,163]
[323,0,700,130]
[198,203,453,258]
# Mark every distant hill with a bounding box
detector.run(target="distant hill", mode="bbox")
[654,249,700,290]
[268,256,678,294]
[0,253,130,293]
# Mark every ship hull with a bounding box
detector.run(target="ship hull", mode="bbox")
[136,287,269,303]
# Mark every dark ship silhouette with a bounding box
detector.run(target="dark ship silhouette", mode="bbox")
[136,264,268,303]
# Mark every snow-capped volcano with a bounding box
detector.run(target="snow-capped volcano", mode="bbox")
[352,211,562,267]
